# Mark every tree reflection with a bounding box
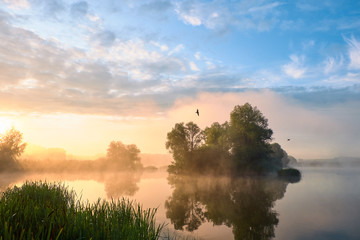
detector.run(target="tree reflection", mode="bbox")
[102,171,141,198]
[165,175,294,240]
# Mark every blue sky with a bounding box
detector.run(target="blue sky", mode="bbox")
[0,0,360,158]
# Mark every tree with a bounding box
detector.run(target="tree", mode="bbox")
[106,141,142,170]
[0,128,27,171]
[165,103,294,175]
[204,122,230,151]
[268,143,287,171]
[229,103,273,172]
[166,122,204,173]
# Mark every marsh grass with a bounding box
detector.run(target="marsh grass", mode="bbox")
[0,181,164,240]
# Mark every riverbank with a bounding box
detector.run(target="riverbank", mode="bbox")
[0,181,164,240]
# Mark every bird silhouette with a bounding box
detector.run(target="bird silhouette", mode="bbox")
[287,139,290,141]
[196,109,199,116]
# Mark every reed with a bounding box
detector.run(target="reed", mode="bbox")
[0,181,164,240]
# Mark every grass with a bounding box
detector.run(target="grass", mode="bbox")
[0,181,164,240]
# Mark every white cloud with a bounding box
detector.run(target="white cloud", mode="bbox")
[344,36,360,70]
[89,39,187,80]
[182,14,202,26]
[302,40,315,50]
[87,14,101,23]
[323,56,344,74]
[0,18,189,115]
[211,12,219,18]
[189,61,200,71]
[174,0,282,32]
[248,2,281,12]
[151,41,169,52]
[3,0,29,9]
[206,61,216,70]
[18,78,40,89]
[282,55,307,79]
[168,44,184,55]
[194,52,201,60]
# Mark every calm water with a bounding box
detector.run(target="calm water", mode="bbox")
[1,166,360,240]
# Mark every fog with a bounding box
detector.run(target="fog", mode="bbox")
[5,90,358,160]
[167,90,360,159]
[1,150,173,201]
[2,145,360,240]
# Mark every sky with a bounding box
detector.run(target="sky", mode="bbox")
[0,0,359,159]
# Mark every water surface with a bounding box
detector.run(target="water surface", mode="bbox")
[1,166,359,240]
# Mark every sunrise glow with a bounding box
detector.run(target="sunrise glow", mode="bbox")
[0,0,359,159]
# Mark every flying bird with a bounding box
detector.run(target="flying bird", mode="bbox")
[196,109,199,116]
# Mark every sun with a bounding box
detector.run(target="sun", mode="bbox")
[0,117,13,134]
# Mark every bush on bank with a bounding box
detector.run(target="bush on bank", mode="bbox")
[0,181,163,240]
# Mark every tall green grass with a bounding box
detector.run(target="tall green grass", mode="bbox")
[0,181,164,240]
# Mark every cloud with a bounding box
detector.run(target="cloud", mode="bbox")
[168,44,184,55]
[71,1,88,18]
[151,41,169,52]
[302,40,315,50]
[194,52,201,60]
[344,36,360,70]
[1,0,359,122]
[282,55,307,79]
[182,14,202,26]
[0,16,195,115]
[3,0,30,9]
[138,0,172,14]
[248,2,281,12]
[95,30,116,46]
[323,56,344,74]
[42,0,66,19]
[174,0,282,32]
[0,19,122,113]
[4,88,360,157]
[189,61,200,71]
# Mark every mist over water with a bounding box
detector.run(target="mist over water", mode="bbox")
[1,158,360,240]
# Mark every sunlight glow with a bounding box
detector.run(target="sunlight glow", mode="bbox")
[0,117,13,134]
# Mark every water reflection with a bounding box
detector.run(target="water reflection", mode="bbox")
[0,170,142,199]
[165,175,294,240]
[102,171,141,198]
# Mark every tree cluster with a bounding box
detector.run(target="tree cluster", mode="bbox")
[0,128,26,171]
[105,141,142,170]
[166,103,292,175]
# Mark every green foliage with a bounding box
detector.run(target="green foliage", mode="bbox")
[229,103,273,173]
[0,181,164,240]
[0,128,26,171]
[106,141,142,170]
[165,122,204,174]
[204,122,230,151]
[166,103,294,175]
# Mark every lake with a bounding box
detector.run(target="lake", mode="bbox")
[1,165,360,240]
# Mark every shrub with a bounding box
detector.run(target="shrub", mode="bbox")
[0,181,163,240]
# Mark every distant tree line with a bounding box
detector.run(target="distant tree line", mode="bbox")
[0,128,142,172]
[166,103,296,175]
[104,141,143,170]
